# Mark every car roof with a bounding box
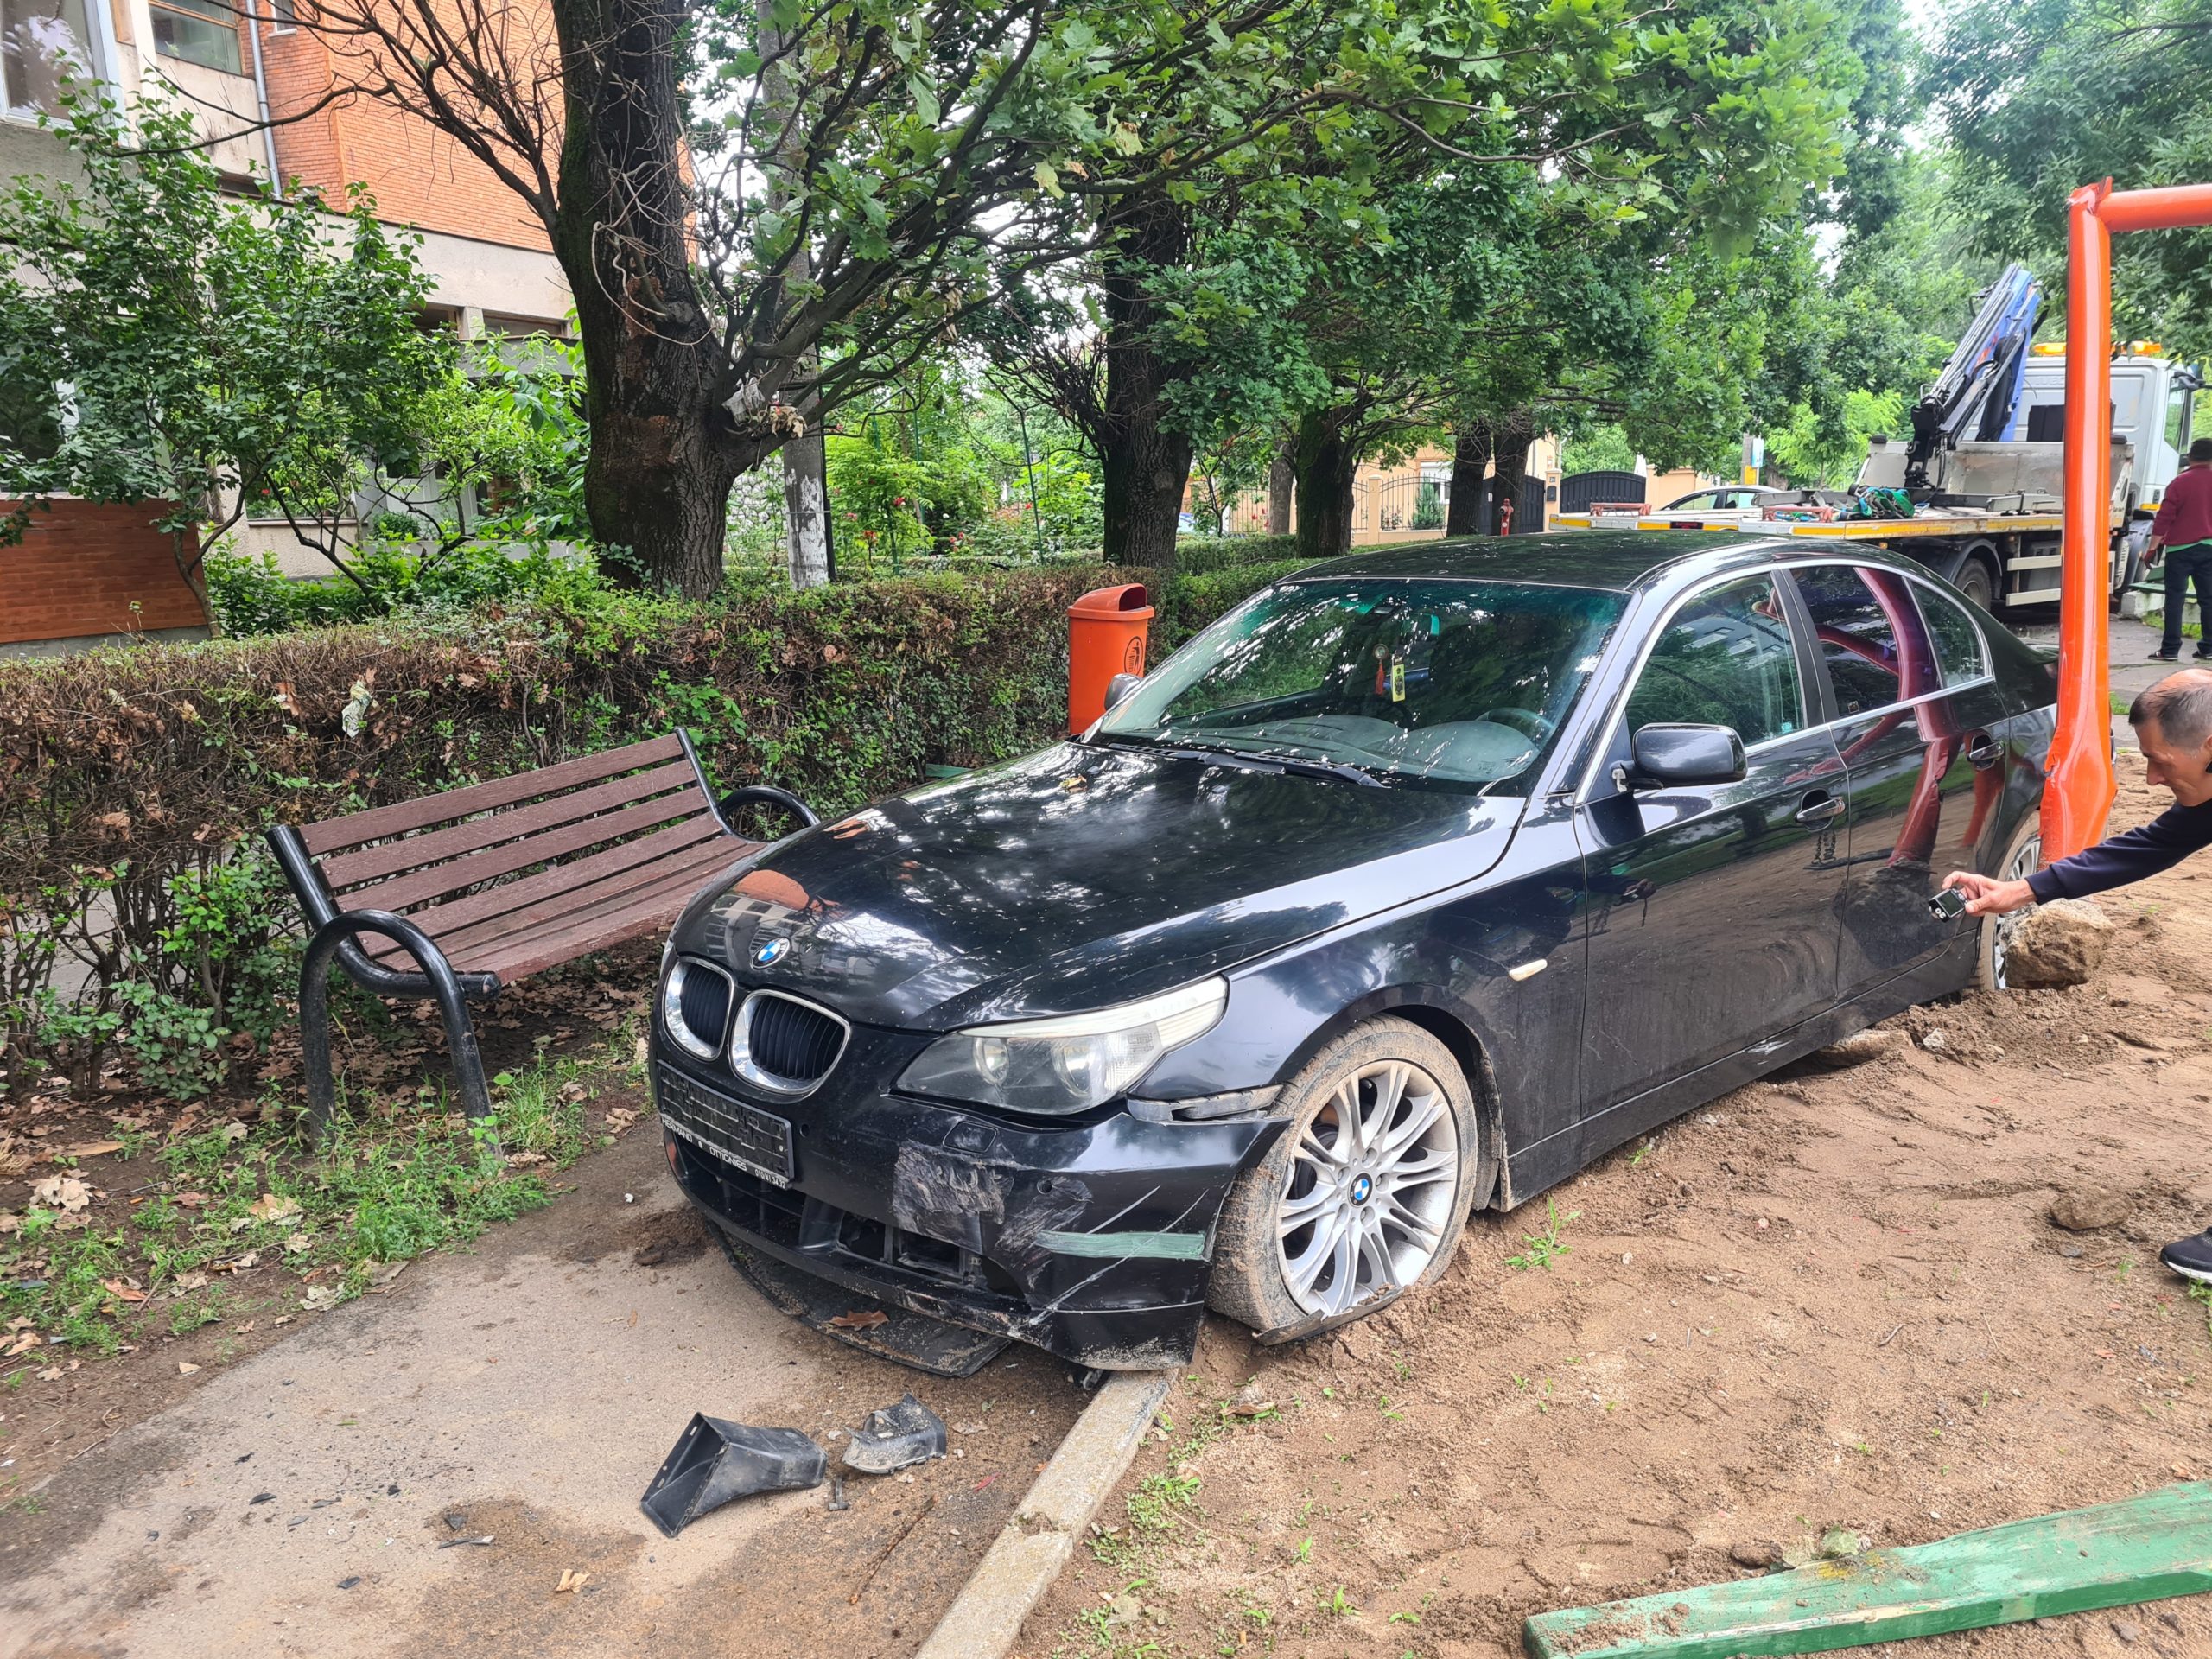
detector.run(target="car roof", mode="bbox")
[1293,530,1815,594]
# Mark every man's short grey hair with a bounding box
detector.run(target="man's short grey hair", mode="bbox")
[2129,668,2212,747]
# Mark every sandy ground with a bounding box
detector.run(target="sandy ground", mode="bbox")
[1027,762,2212,1659]
[1,1126,1084,1659]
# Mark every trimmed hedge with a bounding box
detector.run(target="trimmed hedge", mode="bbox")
[0,556,1303,1080]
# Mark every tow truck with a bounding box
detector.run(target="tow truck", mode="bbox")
[1556,262,2204,615]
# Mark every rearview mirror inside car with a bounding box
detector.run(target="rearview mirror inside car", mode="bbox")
[1103,671,1145,712]
[1628,722,1746,788]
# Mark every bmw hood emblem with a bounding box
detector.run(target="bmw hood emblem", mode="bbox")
[753,938,791,968]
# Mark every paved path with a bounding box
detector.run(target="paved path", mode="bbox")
[1,1130,1082,1659]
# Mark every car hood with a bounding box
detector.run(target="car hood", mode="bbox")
[671,741,1524,1028]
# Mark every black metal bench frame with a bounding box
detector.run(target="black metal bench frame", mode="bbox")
[268,729,815,1134]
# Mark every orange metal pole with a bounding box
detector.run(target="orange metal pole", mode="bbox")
[2050,179,2212,860]
[2045,185,2118,862]
[2095,182,2212,233]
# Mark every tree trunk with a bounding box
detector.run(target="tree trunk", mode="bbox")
[1096,191,1193,566]
[550,0,753,596]
[1100,422,1193,567]
[782,426,832,588]
[1488,410,1536,537]
[1293,410,1357,559]
[1267,442,1294,536]
[1446,422,1492,537]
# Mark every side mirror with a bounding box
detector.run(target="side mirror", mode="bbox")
[1103,671,1144,712]
[1628,722,1745,788]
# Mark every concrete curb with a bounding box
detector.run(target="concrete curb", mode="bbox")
[913,1370,1173,1659]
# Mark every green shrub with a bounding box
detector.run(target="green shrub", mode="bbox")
[1172,533,1306,575]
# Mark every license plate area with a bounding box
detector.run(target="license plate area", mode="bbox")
[657,1065,795,1187]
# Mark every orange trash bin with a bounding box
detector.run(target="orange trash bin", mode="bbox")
[1067,582,1154,734]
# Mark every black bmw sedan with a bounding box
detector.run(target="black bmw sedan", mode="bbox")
[651,531,2055,1370]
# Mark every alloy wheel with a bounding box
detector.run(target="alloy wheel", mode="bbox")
[1274,1058,1459,1317]
[1989,828,2042,990]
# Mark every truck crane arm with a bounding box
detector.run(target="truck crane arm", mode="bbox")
[1906,262,2042,490]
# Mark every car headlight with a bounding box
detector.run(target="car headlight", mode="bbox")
[898,978,1229,1115]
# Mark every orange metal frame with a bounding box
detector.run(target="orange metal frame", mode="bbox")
[2050,181,2212,859]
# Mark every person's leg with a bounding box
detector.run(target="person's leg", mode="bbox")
[2190,548,2212,658]
[2158,549,2188,657]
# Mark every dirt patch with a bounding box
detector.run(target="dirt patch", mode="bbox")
[1028,769,2212,1658]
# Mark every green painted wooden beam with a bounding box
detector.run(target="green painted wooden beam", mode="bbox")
[1523,1483,2212,1658]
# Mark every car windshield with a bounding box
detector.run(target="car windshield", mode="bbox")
[1094,578,1625,791]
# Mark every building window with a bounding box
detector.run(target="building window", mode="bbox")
[268,0,295,26]
[2,0,91,119]
[149,0,242,73]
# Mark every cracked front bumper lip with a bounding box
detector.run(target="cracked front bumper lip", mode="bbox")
[652,1041,1281,1370]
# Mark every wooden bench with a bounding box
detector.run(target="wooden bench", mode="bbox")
[267,732,816,1131]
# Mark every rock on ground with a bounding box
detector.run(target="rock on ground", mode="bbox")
[1808,1030,1895,1069]
[2050,1185,2134,1231]
[2006,898,2113,988]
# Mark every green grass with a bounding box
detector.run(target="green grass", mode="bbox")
[1505,1198,1581,1272]
[2,1045,630,1374]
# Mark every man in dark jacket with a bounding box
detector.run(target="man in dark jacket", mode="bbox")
[2146,436,2212,662]
[1943,668,2212,1281]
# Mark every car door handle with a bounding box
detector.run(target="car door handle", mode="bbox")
[1966,735,2005,770]
[1795,792,1846,825]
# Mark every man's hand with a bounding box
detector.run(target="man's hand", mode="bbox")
[1941,870,2037,917]
[2146,539,2166,569]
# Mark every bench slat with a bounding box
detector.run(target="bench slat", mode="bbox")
[321,760,702,893]
[339,788,719,919]
[453,845,754,982]
[300,734,688,856]
[386,836,748,973]
[359,812,731,956]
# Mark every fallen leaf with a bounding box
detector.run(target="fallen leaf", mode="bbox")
[177,1362,200,1376]
[222,1122,250,1144]
[828,1309,888,1331]
[365,1260,407,1287]
[2,1332,37,1358]
[555,1568,589,1594]
[29,1175,89,1212]
[64,1141,124,1159]
[101,1278,147,1304]
[301,1285,343,1312]
[169,1271,210,1296]
[35,1365,61,1381]
[226,1250,261,1270]
[176,1192,209,1208]
[0,1212,19,1236]
[247,1192,302,1224]
[603,1106,639,1134]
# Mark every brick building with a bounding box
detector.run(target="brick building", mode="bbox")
[0,0,571,647]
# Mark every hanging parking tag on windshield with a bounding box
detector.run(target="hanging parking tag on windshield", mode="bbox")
[1389,658,1406,702]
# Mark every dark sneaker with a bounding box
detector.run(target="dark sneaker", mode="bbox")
[2158,1229,2212,1284]
[2196,647,2212,661]
[2150,649,2180,661]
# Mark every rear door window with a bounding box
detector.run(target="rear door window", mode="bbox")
[1793,564,1904,715]
[1911,581,1988,686]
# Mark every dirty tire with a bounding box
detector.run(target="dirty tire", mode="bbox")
[1208,1018,1483,1340]
[1954,555,1997,613]
[1976,812,2043,992]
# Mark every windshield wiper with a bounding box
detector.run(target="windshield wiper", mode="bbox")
[1131,736,1389,788]
[1264,755,1388,789]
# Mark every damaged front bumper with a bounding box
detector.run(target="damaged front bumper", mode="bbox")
[652,1026,1281,1370]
